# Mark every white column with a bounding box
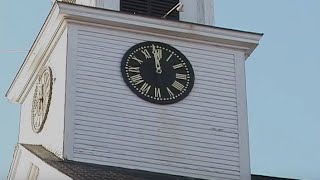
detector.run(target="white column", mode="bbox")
[73,0,120,11]
[95,0,120,10]
[180,0,214,26]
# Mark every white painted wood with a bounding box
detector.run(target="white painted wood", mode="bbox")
[99,0,119,10]
[19,28,68,158]
[235,51,251,180]
[63,23,78,160]
[180,0,214,25]
[67,23,241,179]
[76,0,96,7]
[7,146,22,180]
[9,145,71,180]
[75,0,120,10]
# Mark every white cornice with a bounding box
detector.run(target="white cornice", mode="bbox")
[57,2,262,54]
[6,2,262,103]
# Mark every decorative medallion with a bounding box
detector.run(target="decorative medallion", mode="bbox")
[121,41,194,104]
[31,66,53,133]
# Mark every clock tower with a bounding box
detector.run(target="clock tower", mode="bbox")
[7,1,262,180]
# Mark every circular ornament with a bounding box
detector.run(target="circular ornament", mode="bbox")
[31,66,53,133]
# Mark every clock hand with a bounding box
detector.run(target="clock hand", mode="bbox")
[155,58,162,74]
[152,44,162,74]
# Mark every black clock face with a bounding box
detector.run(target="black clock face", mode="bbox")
[121,41,194,104]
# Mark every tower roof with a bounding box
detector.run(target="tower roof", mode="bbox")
[22,144,296,180]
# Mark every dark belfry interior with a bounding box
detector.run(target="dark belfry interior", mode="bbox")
[120,0,180,20]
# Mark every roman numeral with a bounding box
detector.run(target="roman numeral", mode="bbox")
[154,88,161,98]
[130,74,144,85]
[173,63,184,69]
[172,81,184,91]
[166,87,175,97]
[140,83,151,94]
[166,52,173,62]
[176,73,187,80]
[128,66,140,73]
[141,49,151,59]
[152,44,162,60]
[131,56,143,64]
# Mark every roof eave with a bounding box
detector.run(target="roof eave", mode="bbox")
[6,2,62,103]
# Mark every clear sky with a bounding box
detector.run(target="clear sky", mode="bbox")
[0,1,319,180]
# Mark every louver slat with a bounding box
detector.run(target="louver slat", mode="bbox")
[120,0,179,20]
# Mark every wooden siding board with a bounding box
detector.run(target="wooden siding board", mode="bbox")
[74,139,239,172]
[74,132,238,160]
[74,104,238,130]
[75,58,237,90]
[75,82,237,113]
[77,73,235,107]
[77,94,237,122]
[72,25,241,179]
[75,83,237,110]
[76,56,236,80]
[75,94,238,122]
[75,104,239,138]
[77,44,236,69]
[74,117,239,149]
[76,58,236,83]
[72,142,239,174]
[74,138,240,163]
[74,112,239,146]
[73,148,240,173]
[77,29,235,59]
[75,78,238,112]
[74,109,238,140]
[73,119,238,145]
[74,143,239,167]
[76,27,234,52]
[76,71,237,97]
[76,65,236,85]
[75,73,237,104]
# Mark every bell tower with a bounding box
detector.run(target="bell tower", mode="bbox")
[55,0,214,25]
[7,1,262,180]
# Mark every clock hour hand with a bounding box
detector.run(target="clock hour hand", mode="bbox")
[155,58,162,74]
[152,44,162,74]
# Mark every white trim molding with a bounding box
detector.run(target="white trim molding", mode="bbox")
[27,163,40,180]
[7,145,22,180]
[235,51,252,180]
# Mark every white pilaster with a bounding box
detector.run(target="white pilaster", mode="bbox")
[180,0,214,25]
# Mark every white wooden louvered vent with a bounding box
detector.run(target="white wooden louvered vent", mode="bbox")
[120,0,180,20]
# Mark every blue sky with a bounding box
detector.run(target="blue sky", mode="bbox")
[1,1,319,179]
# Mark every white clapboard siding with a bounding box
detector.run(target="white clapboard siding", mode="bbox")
[71,24,240,180]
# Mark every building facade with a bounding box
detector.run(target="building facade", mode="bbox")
[4,1,294,180]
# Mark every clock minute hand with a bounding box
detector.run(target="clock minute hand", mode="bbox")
[152,44,162,74]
